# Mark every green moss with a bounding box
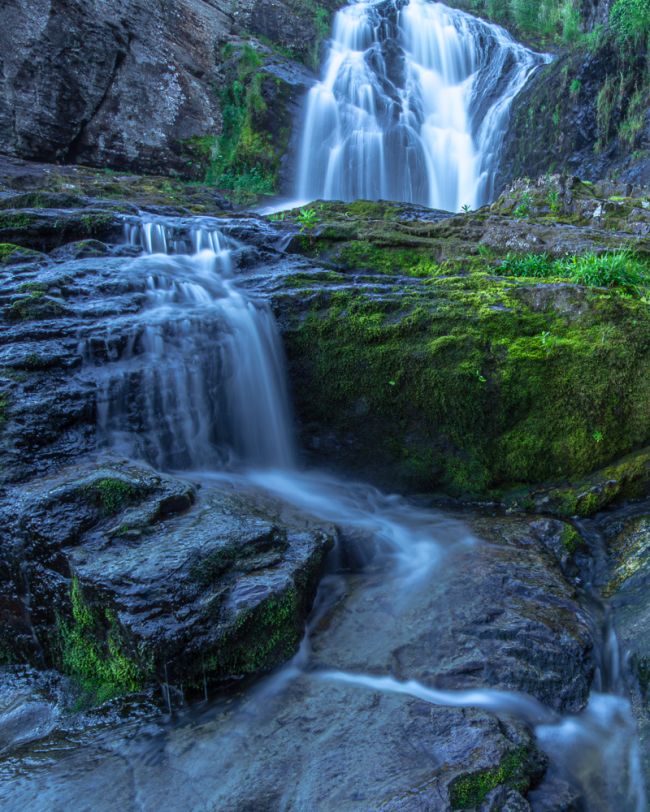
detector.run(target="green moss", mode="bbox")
[560,525,583,553]
[0,243,38,264]
[7,291,66,321]
[286,254,650,496]
[0,213,35,231]
[204,587,302,678]
[58,577,149,704]
[449,747,531,809]
[89,478,139,514]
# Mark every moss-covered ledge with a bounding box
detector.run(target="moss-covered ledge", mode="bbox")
[273,192,650,510]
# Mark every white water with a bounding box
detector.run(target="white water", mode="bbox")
[81,220,295,470]
[297,0,549,211]
[75,219,649,809]
[317,672,646,811]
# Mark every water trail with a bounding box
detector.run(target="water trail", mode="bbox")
[297,0,550,210]
[317,671,647,810]
[81,219,295,470]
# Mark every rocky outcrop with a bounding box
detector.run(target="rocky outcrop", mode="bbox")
[496,44,650,191]
[272,179,650,502]
[0,511,595,810]
[0,459,335,699]
[0,0,337,181]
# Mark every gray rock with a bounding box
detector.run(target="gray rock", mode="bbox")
[0,0,335,179]
[0,460,335,694]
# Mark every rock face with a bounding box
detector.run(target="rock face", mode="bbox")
[0,512,593,810]
[0,0,337,180]
[273,182,650,500]
[0,459,335,699]
[497,45,650,192]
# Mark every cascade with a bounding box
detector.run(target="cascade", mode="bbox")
[81,219,295,470]
[296,0,550,211]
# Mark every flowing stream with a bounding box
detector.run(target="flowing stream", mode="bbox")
[296,0,550,211]
[0,3,645,806]
[1,216,643,810]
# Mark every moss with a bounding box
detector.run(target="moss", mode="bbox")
[560,525,583,553]
[0,243,39,264]
[286,254,650,496]
[449,747,531,809]
[7,292,65,321]
[204,587,302,678]
[0,213,35,231]
[88,477,139,514]
[57,577,150,704]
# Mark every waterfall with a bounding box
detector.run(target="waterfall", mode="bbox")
[296,0,549,211]
[81,219,295,471]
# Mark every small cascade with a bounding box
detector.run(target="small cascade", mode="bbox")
[81,219,295,470]
[297,0,549,211]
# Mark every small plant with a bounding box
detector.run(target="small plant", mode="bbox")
[547,189,561,213]
[513,192,532,218]
[559,251,646,296]
[501,252,553,278]
[593,430,604,443]
[297,207,318,233]
[569,78,581,97]
[475,370,487,384]
[461,204,471,213]
[268,211,286,222]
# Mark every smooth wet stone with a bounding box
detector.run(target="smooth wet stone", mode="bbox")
[0,460,335,695]
[601,508,650,780]
[0,511,592,811]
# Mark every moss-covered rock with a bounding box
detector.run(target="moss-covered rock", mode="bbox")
[276,193,650,501]
[0,461,334,705]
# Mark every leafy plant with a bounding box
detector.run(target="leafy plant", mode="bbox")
[547,189,561,213]
[297,207,318,233]
[610,0,650,47]
[513,192,532,218]
[502,250,648,297]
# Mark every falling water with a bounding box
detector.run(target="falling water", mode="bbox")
[80,219,295,470]
[297,0,549,211]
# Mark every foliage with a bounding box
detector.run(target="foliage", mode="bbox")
[58,577,149,704]
[501,250,648,296]
[297,207,318,233]
[449,748,531,809]
[610,0,650,48]
[186,45,277,203]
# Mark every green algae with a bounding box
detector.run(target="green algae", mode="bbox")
[57,577,150,705]
[449,747,532,809]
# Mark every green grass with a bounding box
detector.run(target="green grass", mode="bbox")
[501,251,648,296]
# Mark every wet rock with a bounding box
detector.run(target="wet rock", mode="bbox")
[0,511,593,810]
[0,0,334,181]
[594,506,650,782]
[0,460,335,700]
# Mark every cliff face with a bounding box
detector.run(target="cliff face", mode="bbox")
[0,0,339,180]
[496,44,650,191]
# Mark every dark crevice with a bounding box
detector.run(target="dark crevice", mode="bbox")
[63,33,134,164]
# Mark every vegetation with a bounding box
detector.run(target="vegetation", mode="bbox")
[449,748,532,809]
[57,577,149,704]
[284,222,650,497]
[185,45,278,203]
[500,251,649,297]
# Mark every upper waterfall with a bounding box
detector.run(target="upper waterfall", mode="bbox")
[296,0,549,211]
